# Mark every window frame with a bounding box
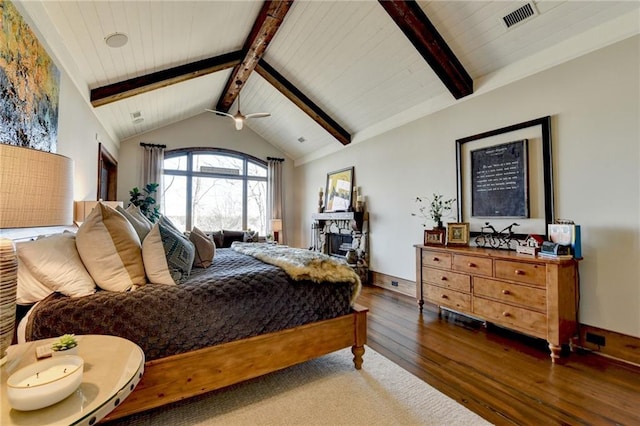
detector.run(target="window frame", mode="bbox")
[163,147,267,232]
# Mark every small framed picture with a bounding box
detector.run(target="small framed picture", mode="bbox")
[447,223,470,246]
[424,229,445,246]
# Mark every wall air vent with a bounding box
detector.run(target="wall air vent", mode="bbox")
[501,2,538,30]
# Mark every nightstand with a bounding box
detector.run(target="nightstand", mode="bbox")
[1,335,144,425]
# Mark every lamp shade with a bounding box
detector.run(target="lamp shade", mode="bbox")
[0,145,73,228]
[270,219,282,232]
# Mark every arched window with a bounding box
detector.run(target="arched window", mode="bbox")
[162,148,267,234]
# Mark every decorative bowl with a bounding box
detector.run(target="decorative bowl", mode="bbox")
[7,355,84,411]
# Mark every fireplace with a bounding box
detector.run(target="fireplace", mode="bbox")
[311,211,369,283]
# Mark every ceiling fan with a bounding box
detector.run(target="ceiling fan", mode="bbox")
[205,93,270,130]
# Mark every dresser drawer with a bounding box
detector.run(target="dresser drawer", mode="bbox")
[495,260,546,287]
[422,250,452,269]
[425,285,471,312]
[423,268,471,292]
[474,277,546,312]
[453,255,493,276]
[473,298,546,339]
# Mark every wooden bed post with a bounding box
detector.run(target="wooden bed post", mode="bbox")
[351,304,368,370]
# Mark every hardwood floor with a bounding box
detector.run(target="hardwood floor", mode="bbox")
[356,285,640,425]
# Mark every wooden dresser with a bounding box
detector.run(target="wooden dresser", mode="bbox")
[415,245,579,362]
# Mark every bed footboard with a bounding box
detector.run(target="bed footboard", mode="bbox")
[104,305,368,421]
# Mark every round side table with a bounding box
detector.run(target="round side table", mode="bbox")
[1,335,144,426]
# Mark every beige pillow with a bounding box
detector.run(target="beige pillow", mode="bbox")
[116,205,153,242]
[76,203,146,291]
[16,257,53,304]
[189,226,215,268]
[142,220,195,285]
[17,233,95,299]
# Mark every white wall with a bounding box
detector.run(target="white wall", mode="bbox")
[56,73,119,201]
[295,36,640,338]
[117,114,294,240]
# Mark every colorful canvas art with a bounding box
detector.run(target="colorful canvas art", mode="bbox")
[0,0,60,152]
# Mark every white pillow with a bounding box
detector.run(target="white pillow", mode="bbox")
[16,257,53,304]
[17,233,96,299]
[116,205,153,242]
[76,203,146,291]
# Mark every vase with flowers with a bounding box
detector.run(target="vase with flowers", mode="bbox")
[412,193,456,230]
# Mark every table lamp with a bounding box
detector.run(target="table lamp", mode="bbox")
[271,219,282,244]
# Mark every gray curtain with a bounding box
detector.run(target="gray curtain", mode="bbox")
[267,157,284,244]
[142,144,165,207]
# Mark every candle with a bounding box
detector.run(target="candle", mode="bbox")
[15,363,80,388]
[357,195,363,202]
[319,187,323,193]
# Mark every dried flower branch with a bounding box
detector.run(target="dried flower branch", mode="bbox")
[411,193,456,228]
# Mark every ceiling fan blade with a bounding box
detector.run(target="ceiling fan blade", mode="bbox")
[205,109,235,119]
[244,112,271,119]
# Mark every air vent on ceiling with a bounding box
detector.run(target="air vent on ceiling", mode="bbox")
[501,2,538,30]
[130,111,144,124]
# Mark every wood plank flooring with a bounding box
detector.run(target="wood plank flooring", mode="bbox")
[356,285,640,425]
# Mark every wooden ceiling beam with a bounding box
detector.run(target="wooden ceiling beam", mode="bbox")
[378,0,473,99]
[256,60,351,145]
[90,51,243,107]
[215,0,294,112]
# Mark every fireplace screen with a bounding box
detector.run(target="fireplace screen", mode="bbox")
[328,233,353,257]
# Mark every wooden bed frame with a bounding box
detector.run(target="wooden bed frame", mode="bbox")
[104,304,368,421]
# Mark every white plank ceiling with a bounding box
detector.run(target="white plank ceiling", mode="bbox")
[18,1,640,164]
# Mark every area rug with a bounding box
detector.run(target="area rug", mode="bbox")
[108,346,491,425]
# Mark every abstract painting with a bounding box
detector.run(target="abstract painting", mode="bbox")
[1,0,59,152]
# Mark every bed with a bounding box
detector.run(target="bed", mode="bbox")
[12,207,367,421]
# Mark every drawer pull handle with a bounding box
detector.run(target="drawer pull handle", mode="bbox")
[441,295,448,299]
[441,276,447,281]
[433,257,439,261]
[468,262,476,268]
[502,311,511,317]
[515,270,524,275]
[502,289,510,295]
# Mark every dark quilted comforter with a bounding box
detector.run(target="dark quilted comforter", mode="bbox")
[25,249,355,361]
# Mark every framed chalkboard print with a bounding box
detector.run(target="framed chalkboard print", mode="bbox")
[325,167,354,212]
[471,139,529,218]
[456,116,553,240]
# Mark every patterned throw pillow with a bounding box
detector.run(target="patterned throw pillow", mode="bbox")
[189,226,215,268]
[142,218,195,284]
[76,203,146,291]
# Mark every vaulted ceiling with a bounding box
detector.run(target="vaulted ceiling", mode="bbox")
[18,1,640,164]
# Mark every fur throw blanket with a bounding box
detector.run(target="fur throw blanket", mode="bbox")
[231,242,361,303]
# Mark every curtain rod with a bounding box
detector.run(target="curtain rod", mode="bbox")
[267,157,284,162]
[140,142,167,148]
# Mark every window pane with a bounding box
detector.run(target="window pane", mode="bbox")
[192,177,242,231]
[164,155,187,171]
[247,180,267,235]
[194,154,242,175]
[247,161,267,177]
[161,175,187,232]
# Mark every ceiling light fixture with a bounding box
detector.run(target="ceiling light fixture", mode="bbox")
[104,32,128,48]
[205,92,270,130]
